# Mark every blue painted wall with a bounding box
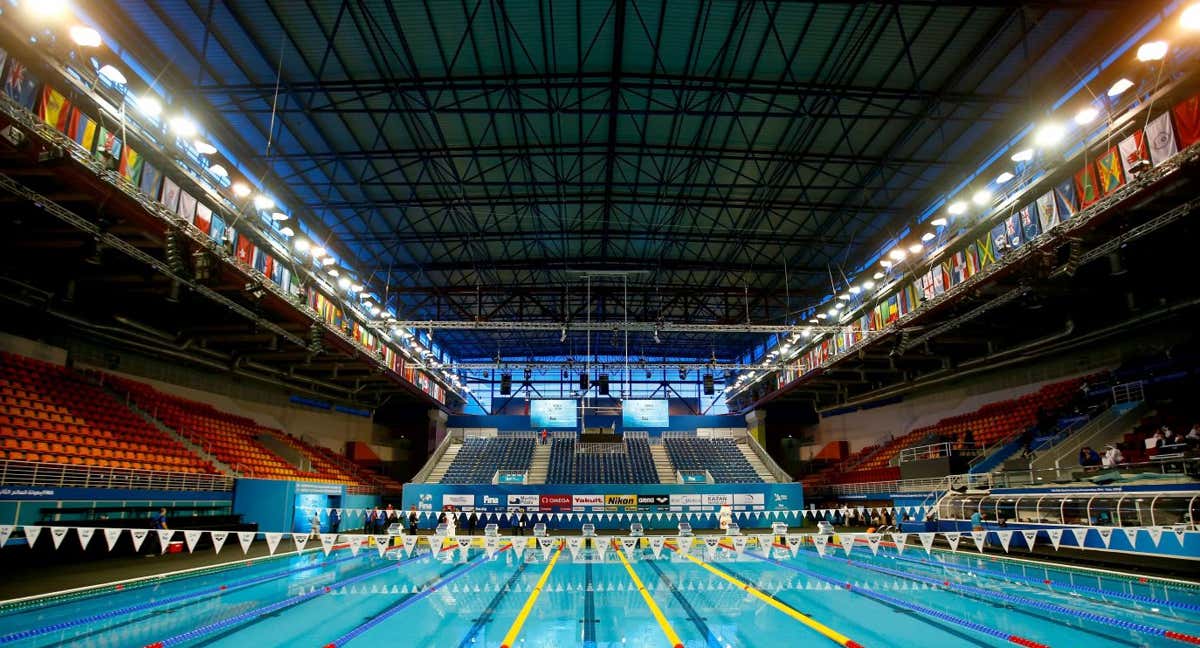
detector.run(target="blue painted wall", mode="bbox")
[0,486,232,527]
[446,413,742,434]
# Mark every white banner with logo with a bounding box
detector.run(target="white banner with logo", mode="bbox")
[264,532,283,555]
[76,527,96,551]
[890,532,907,555]
[237,531,256,554]
[184,530,203,553]
[648,536,665,559]
[211,531,229,555]
[918,532,935,555]
[103,527,123,552]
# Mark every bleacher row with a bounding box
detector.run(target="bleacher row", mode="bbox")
[804,375,1091,487]
[441,436,536,484]
[0,352,398,489]
[545,437,660,484]
[664,437,763,483]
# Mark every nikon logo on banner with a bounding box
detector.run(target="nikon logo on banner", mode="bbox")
[604,494,636,508]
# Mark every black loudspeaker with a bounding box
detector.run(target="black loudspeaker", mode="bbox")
[500,374,511,395]
[579,373,589,390]
[598,374,609,395]
[703,374,714,395]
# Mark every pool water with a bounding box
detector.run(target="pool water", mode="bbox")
[1,535,1197,648]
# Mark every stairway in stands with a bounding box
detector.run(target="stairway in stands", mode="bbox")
[426,443,461,483]
[527,443,550,484]
[650,443,676,483]
[737,442,777,483]
[116,388,235,475]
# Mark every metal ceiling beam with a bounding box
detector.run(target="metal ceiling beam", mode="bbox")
[388,320,865,335]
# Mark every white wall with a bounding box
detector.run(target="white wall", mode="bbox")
[0,331,67,365]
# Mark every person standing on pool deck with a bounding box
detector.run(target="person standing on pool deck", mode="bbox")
[408,506,420,535]
[971,510,984,531]
[329,508,340,534]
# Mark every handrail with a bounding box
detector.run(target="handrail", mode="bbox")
[0,459,235,492]
[411,428,462,484]
[741,432,793,483]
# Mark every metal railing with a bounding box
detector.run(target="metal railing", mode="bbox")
[741,432,793,483]
[1111,380,1145,405]
[896,442,981,464]
[411,429,462,484]
[0,460,234,492]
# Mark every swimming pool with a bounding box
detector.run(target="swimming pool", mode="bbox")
[1,534,1197,648]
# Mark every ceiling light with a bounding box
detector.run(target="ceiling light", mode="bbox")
[337,276,351,290]
[947,201,967,215]
[862,280,875,290]
[98,65,126,86]
[271,212,289,221]
[908,243,923,254]
[888,248,906,261]
[1034,123,1066,147]
[327,268,339,277]
[310,246,327,258]
[29,0,68,18]
[921,232,935,242]
[69,26,102,48]
[232,182,251,198]
[817,313,828,320]
[1074,106,1099,125]
[208,164,228,177]
[849,286,861,295]
[1184,4,1200,30]
[808,318,818,324]
[872,272,884,280]
[833,302,845,310]
[371,306,382,317]
[880,260,893,268]
[321,256,336,266]
[137,95,162,118]
[253,195,275,210]
[801,329,812,338]
[995,171,1014,184]
[1136,41,1168,62]
[1011,148,1034,162]
[972,189,991,205]
[838,293,850,301]
[169,117,198,137]
[931,217,947,227]
[826,308,837,317]
[351,283,363,293]
[279,226,294,237]
[293,239,310,253]
[193,140,217,155]
[1107,78,1133,97]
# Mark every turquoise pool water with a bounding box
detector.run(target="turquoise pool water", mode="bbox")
[1,536,1197,648]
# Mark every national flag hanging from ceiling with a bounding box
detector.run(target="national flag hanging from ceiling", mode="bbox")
[38,86,71,131]
[940,257,954,290]
[160,176,181,213]
[94,126,122,161]
[886,295,899,323]
[1171,93,1200,149]
[1035,191,1058,233]
[976,231,997,267]
[235,233,254,265]
[990,222,1008,258]
[139,162,162,198]
[119,146,144,184]
[1144,111,1178,166]
[67,109,97,152]
[194,203,212,235]
[1074,163,1100,209]
[1116,130,1150,177]
[1019,204,1040,243]
[1005,213,1023,249]
[4,60,39,110]
[252,247,267,273]
[964,243,980,278]
[209,212,226,245]
[1054,180,1078,220]
[177,191,197,221]
[920,271,935,301]
[1094,146,1124,196]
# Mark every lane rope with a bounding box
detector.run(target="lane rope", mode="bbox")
[615,541,687,648]
[498,541,563,648]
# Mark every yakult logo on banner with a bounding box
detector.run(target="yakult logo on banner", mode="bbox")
[442,494,475,507]
[702,494,732,506]
[573,494,604,508]
[507,494,539,507]
[540,494,571,509]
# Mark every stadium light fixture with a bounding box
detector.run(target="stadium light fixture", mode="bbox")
[801,329,812,338]
[351,283,363,293]
[271,212,289,221]
[1107,78,1133,97]
[321,256,336,266]
[1010,148,1034,162]
[98,65,126,86]
[995,171,1014,184]
[816,312,828,320]
[872,272,884,280]
[1074,106,1099,125]
[1136,41,1168,62]
[253,195,275,210]
[337,276,351,290]
[279,226,294,237]
[908,243,923,254]
[310,246,326,258]
[888,248,906,261]
[834,302,845,311]
[921,232,935,242]
[169,117,198,137]
[1034,123,1066,147]
[29,0,68,19]
[1185,4,1200,29]
[826,308,838,317]
[208,164,228,178]
[849,286,861,295]
[972,189,991,205]
[862,280,875,290]
[947,201,967,215]
[193,140,217,155]
[808,318,818,324]
[327,268,340,278]
[931,217,947,227]
[232,182,251,198]
[137,95,162,117]
[69,26,102,48]
[293,238,310,253]
[838,293,850,301]
[879,260,892,268]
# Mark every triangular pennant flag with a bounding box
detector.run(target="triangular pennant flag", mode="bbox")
[567,537,583,560]
[237,531,256,554]
[129,529,149,552]
[512,537,527,561]
[184,530,203,553]
[1119,527,1138,549]
[1047,528,1064,551]
[77,527,96,551]
[1069,527,1089,548]
[320,533,338,556]
[970,531,987,553]
[648,536,665,559]
[211,531,228,555]
[996,530,1013,553]
[918,532,935,555]
[1096,527,1114,549]
[0,525,12,549]
[103,528,123,552]
[621,537,639,558]
[1146,527,1163,547]
[866,534,882,556]
[375,535,391,558]
[50,527,70,550]
[943,532,961,552]
[839,533,855,556]
[156,529,173,554]
[292,533,309,554]
[457,538,471,561]
[264,532,283,555]
[1173,524,1188,546]
[403,535,418,557]
[1020,530,1038,550]
[703,537,720,560]
[732,536,748,557]
[785,535,802,557]
[538,537,555,560]
[677,536,694,557]
[813,534,829,557]
[753,534,773,555]
[890,533,908,555]
[348,535,363,557]
[485,536,500,559]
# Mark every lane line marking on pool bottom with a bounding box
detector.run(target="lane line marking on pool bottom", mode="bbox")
[614,541,686,648]
[839,552,1200,646]
[747,551,1050,648]
[665,543,864,648]
[499,541,564,648]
